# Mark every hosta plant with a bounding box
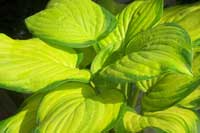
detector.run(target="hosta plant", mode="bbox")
[0,0,200,132]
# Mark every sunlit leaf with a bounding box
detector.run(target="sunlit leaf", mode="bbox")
[26,0,116,48]
[0,94,44,133]
[99,24,192,82]
[122,107,200,133]
[0,34,90,93]
[92,0,163,73]
[160,2,200,41]
[35,82,124,133]
[140,40,200,111]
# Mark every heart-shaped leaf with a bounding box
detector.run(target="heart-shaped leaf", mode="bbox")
[99,24,192,82]
[0,34,90,93]
[35,82,124,133]
[26,0,116,48]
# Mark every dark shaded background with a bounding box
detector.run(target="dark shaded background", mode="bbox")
[0,0,199,120]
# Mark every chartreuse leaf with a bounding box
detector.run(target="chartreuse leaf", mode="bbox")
[99,24,192,82]
[25,0,116,48]
[160,2,200,41]
[140,40,200,112]
[0,94,44,133]
[35,82,124,133]
[121,107,200,133]
[141,74,200,112]
[0,34,90,93]
[178,86,200,110]
[99,0,163,49]
[92,0,163,73]
[177,43,200,110]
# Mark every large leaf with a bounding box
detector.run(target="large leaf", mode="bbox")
[140,41,200,112]
[98,24,192,82]
[160,2,200,41]
[121,107,200,133]
[35,82,124,133]
[92,0,163,73]
[0,34,90,93]
[0,94,44,133]
[25,0,116,48]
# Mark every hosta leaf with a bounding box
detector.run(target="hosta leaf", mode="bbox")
[35,82,123,133]
[25,0,116,48]
[99,24,192,82]
[92,0,163,73]
[141,74,200,112]
[160,2,200,41]
[0,94,43,133]
[177,43,200,110]
[141,41,200,112]
[99,0,163,49]
[122,107,200,133]
[0,34,90,93]
[178,85,200,110]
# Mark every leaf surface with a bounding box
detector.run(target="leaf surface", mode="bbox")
[99,24,192,82]
[140,41,200,112]
[35,82,123,133]
[0,94,43,133]
[0,34,90,93]
[160,2,200,41]
[92,0,163,73]
[122,107,200,133]
[26,0,116,48]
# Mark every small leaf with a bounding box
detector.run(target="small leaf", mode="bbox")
[99,24,192,82]
[122,107,200,133]
[160,2,200,41]
[35,82,124,133]
[26,0,116,48]
[0,94,44,133]
[0,34,90,93]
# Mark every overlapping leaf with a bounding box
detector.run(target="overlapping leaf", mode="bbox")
[177,43,200,110]
[140,41,200,112]
[141,74,200,112]
[26,0,116,48]
[92,0,163,73]
[160,2,200,41]
[0,94,44,133]
[98,24,192,82]
[0,34,90,93]
[35,82,123,133]
[121,107,200,133]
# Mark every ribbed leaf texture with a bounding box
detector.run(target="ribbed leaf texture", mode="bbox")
[122,107,200,133]
[160,2,200,41]
[0,94,44,133]
[0,34,90,93]
[35,82,123,133]
[92,0,163,73]
[99,24,192,82]
[26,0,116,48]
